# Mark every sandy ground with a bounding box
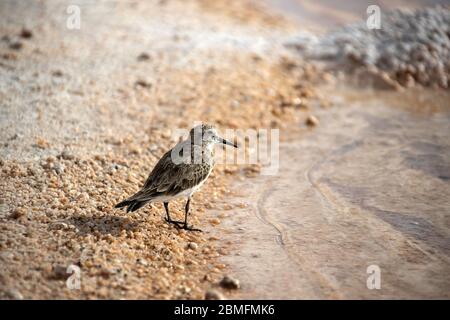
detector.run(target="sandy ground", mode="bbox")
[0,0,324,299]
[1,0,449,300]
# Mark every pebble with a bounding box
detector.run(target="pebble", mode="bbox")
[135,79,152,88]
[187,242,198,250]
[6,289,23,300]
[50,222,69,230]
[10,208,26,219]
[292,97,307,109]
[20,28,33,39]
[52,265,69,280]
[219,275,240,290]
[129,145,142,155]
[9,41,23,50]
[209,218,221,225]
[0,251,14,260]
[137,52,151,61]
[175,265,185,271]
[53,163,65,175]
[52,70,63,77]
[306,115,319,127]
[99,267,115,278]
[35,137,49,149]
[137,258,148,266]
[60,150,75,160]
[205,289,226,300]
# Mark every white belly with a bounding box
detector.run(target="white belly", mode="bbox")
[150,172,210,203]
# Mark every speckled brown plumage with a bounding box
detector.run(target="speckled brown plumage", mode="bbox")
[115,124,237,231]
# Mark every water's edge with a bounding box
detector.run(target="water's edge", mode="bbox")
[212,87,450,299]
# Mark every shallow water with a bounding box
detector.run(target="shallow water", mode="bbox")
[213,88,450,299]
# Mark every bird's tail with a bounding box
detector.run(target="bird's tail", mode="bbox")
[115,192,150,213]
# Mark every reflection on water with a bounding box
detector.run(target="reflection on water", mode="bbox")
[214,88,450,299]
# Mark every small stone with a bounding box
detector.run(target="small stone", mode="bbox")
[230,100,240,108]
[137,52,150,61]
[135,79,152,88]
[129,145,142,155]
[179,285,191,294]
[6,289,23,300]
[20,28,33,39]
[137,258,148,266]
[10,208,26,219]
[99,267,114,278]
[209,218,221,226]
[203,273,212,281]
[53,163,65,174]
[52,70,63,77]
[9,41,23,50]
[76,192,89,202]
[175,265,185,271]
[220,275,240,290]
[0,251,14,260]
[185,259,197,266]
[52,265,69,280]
[306,115,319,127]
[2,52,17,60]
[403,74,415,88]
[35,137,50,149]
[205,289,225,300]
[292,97,306,109]
[187,242,198,250]
[60,150,75,160]
[50,222,69,230]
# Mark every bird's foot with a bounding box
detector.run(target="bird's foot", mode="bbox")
[182,224,202,232]
[165,218,184,228]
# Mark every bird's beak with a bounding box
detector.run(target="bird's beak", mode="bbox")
[219,137,238,148]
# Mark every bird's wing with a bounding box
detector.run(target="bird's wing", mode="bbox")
[130,148,211,202]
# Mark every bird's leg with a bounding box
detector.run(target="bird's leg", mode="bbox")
[164,202,183,227]
[183,198,202,232]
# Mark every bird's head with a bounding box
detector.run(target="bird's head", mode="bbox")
[189,124,238,148]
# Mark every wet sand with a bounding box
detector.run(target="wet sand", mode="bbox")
[215,87,450,299]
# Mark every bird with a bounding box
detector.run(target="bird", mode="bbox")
[115,124,238,231]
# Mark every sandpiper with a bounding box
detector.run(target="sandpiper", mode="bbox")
[115,124,237,231]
